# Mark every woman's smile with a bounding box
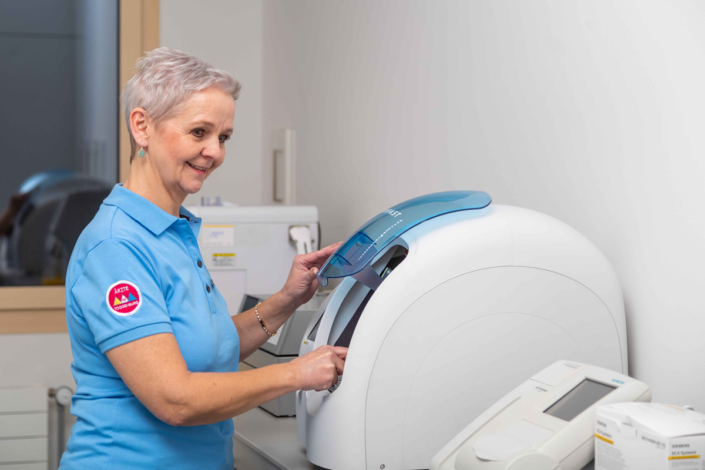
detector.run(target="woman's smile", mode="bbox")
[186,161,208,174]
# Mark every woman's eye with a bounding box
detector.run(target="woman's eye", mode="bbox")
[192,129,205,138]
[219,134,231,144]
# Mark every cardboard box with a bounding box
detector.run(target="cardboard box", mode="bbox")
[596,403,705,470]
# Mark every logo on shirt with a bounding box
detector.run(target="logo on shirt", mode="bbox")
[106,281,142,316]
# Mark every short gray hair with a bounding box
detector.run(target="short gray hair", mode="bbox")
[121,47,241,160]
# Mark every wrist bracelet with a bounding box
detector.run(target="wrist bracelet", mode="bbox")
[255,303,276,337]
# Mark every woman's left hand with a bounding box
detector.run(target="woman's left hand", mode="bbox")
[279,242,342,309]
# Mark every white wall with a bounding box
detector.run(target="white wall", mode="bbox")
[161,0,264,206]
[262,1,705,409]
[0,334,76,470]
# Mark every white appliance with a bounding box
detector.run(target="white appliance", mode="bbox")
[295,191,628,470]
[185,205,319,314]
[431,361,651,470]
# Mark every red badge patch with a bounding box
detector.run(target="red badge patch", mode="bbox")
[106,281,142,316]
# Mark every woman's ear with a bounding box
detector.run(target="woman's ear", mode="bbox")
[129,107,150,148]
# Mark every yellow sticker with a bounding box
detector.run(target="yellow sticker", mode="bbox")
[212,253,236,267]
[595,434,613,445]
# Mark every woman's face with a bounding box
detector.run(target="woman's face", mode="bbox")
[147,87,235,197]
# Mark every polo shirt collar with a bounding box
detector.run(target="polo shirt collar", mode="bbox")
[103,184,197,236]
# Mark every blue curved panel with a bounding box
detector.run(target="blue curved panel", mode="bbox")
[317,190,491,286]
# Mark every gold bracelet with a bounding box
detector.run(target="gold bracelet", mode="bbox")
[255,303,276,337]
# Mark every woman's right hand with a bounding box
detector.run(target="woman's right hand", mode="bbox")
[289,345,347,391]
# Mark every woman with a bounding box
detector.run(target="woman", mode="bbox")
[59,48,347,469]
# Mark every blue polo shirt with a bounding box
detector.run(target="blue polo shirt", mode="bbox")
[59,184,240,470]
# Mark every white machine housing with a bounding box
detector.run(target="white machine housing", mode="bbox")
[431,361,651,470]
[296,203,628,470]
[185,205,318,314]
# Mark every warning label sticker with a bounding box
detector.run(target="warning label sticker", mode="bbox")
[212,253,236,268]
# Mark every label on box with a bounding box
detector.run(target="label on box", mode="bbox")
[596,417,667,470]
[669,437,703,468]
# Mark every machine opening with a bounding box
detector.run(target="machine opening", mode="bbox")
[307,315,324,342]
[333,246,407,348]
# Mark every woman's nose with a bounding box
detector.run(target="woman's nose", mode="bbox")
[202,137,223,159]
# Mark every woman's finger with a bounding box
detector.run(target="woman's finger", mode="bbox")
[333,353,345,375]
[323,241,343,251]
[306,281,318,298]
[308,242,342,261]
[332,346,348,360]
[302,267,318,283]
[300,242,342,266]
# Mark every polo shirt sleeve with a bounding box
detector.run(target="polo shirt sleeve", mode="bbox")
[72,238,173,353]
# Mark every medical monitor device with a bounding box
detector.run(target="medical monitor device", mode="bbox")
[295,191,628,470]
[238,294,265,315]
[431,361,651,470]
[184,205,318,314]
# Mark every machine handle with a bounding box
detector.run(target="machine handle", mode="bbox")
[305,389,330,415]
[289,226,313,255]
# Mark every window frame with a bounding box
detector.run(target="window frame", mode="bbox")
[0,0,159,334]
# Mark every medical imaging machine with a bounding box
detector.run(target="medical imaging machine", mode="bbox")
[295,191,628,470]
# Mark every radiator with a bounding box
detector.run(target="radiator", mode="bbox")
[0,387,49,470]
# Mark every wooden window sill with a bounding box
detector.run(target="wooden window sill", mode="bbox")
[0,287,67,334]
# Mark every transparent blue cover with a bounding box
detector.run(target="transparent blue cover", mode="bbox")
[316,190,491,286]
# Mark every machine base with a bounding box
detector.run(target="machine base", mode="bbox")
[232,406,595,470]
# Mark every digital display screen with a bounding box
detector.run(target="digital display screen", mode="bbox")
[544,379,616,421]
[240,295,261,314]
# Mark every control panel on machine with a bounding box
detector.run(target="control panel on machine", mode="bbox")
[431,361,651,470]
